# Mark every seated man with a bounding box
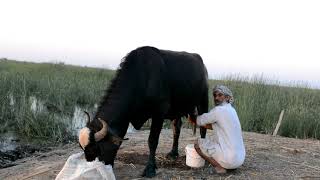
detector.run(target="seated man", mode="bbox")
[190,85,246,173]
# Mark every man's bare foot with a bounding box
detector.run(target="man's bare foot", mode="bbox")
[194,142,227,174]
[214,166,227,174]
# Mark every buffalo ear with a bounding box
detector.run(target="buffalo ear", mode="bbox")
[84,111,91,126]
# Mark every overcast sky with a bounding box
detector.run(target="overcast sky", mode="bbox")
[1,0,320,88]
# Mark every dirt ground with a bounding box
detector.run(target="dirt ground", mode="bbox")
[0,128,320,180]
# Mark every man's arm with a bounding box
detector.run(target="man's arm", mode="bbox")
[196,108,218,126]
[188,115,213,130]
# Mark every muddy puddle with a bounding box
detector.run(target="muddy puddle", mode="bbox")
[1,96,143,170]
[0,132,49,168]
[0,96,94,169]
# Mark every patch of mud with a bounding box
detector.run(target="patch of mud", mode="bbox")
[0,132,51,169]
[116,153,189,170]
[0,145,40,168]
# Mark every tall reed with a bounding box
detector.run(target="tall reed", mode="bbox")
[208,74,320,139]
[1,59,319,141]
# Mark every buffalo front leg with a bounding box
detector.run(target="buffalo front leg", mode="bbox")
[166,118,182,160]
[142,117,164,178]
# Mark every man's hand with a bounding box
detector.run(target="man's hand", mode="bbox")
[202,124,213,130]
[188,114,197,136]
[188,107,198,125]
[188,114,197,125]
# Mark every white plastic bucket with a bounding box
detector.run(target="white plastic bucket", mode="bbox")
[185,144,205,168]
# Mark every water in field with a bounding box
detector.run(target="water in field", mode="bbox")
[29,96,45,113]
[0,98,90,168]
[0,132,18,168]
[69,105,89,136]
[70,105,137,134]
[0,131,48,168]
[27,97,138,135]
[0,132,17,153]
[0,96,138,164]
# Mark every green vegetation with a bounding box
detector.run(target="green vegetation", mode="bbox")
[0,59,114,142]
[0,59,319,142]
[208,75,320,139]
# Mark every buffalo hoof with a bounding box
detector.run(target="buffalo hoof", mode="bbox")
[142,163,157,178]
[166,151,179,161]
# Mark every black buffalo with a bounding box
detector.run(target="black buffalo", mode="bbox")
[79,46,209,177]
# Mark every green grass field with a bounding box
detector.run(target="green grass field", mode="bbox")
[1,59,319,142]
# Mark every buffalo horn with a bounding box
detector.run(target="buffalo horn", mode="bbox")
[94,118,108,142]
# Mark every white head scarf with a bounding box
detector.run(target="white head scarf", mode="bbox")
[213,85,234,104]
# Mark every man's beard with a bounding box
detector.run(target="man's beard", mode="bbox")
[214,100,223,106]
[214,100,226,106]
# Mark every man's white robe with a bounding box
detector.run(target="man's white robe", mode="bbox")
[196,102,245,169]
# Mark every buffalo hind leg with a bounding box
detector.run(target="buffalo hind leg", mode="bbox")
[142,117,164,178]
[166,118,182,160]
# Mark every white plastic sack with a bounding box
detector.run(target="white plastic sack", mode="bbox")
[55,152,116,180]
